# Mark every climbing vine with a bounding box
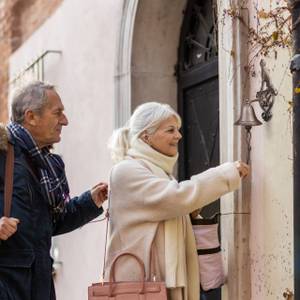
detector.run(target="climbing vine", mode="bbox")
[223,0,292,73]
[221,0,294,119]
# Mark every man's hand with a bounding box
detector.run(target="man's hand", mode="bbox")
[0,217,20,240]
[91,182,108,208]
[191,209,200,219]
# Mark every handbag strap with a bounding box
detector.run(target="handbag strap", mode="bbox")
[4,143,14,217]
[101,192,110,282]
[149,227,159,281]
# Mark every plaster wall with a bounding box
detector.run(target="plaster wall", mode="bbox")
[218,0,293,299]
[9,0,123,299]
[247,1,293,299]
[250,51,293,298]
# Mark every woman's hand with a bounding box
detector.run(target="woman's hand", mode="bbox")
[235,161,250,178]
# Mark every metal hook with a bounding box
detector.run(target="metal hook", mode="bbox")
[256,59,278,122]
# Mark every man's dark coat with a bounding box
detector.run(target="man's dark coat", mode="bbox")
[0,125,103,300]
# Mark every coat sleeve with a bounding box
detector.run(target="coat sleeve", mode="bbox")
[110,160,240,222]
[52,191,103,236]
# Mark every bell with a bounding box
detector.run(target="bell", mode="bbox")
[234,101,262,127]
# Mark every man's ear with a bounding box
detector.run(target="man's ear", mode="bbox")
[23,109,38,126]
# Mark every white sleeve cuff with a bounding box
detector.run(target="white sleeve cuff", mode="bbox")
[218,162,241,191]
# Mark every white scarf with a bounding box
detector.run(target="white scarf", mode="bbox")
[127,137,178,174]
[127,138,198,292]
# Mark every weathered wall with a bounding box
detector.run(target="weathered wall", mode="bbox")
[249,24,294,300]
[244,1,294,298]
[219,0,293,299]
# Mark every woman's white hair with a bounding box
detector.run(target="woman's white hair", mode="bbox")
[108,102,181,163]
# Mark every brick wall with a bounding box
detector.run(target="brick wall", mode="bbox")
[0,0,63,122]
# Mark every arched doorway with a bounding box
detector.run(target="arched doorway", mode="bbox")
[125,1,222,297]
[177,0,220,299]
[121,0,251,298]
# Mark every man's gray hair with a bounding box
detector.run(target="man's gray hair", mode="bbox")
[11,81,56,124]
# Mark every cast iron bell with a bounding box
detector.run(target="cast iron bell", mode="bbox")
[234,100,262,127]
[235,100,262,164]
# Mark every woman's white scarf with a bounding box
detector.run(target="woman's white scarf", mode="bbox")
[127,138,199,294]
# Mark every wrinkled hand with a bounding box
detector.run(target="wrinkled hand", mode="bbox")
[91,182,108,208]
[0,217,20,240]
[235,161,250,178]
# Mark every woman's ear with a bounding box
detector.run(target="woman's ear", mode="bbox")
[141,133,150,144]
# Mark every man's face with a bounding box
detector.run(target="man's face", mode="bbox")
[25,89,68,148]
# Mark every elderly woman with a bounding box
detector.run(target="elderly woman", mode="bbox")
[106,102,249,300]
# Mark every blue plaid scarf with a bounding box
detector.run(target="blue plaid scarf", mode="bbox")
[7,122,70,214]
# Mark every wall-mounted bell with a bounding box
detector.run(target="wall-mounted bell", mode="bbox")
[234,58,277,163]
[234,100,262,164]
[234,100,262,128]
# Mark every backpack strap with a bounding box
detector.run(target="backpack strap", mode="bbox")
[4,143,14,217]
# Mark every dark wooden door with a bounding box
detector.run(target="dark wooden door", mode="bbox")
[183,62,219,174]
[178,0,219,215]
[177,0,220,299]
[181,59,220,217]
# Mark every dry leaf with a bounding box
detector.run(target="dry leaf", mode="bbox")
[272,31,279,41]
[258,9,269,19]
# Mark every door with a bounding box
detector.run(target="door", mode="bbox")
[177,0,220,299]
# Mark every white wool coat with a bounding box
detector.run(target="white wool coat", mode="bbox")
[105,158,240,300]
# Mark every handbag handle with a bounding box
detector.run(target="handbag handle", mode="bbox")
[108,252,146,296]
[4,143,14,217]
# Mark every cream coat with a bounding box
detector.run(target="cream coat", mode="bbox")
[105,158,240,300]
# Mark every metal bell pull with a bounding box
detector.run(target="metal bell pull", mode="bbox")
[234,99,262,164]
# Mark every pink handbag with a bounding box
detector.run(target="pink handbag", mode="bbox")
[88,252,167,300]
[192,215,225,291]
[88,191,167,300]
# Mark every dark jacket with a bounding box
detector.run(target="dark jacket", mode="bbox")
[0,125,103,300]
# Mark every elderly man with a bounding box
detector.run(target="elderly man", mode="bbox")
[0,81,108,300]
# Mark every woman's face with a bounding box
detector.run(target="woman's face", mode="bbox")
[144,116,182,157]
